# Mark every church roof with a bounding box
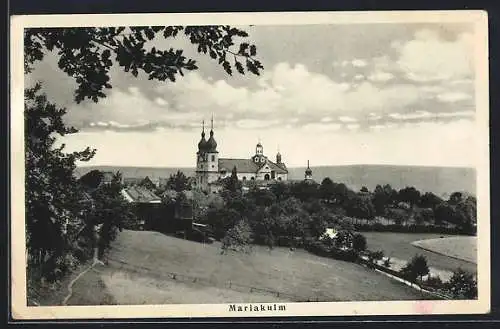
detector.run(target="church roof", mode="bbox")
[261,160,288,174]
[218,158,288,174]
[219,158,259,173]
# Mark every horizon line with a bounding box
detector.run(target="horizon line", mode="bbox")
[76,163,476,170]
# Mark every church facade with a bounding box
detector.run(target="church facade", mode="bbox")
[195,119,289,192]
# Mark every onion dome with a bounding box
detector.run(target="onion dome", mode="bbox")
[305,160,312,176]
[198,122,208,151]
[206,129,217,152]
[276,151,282,164]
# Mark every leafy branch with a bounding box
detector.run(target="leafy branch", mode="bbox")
[24,26,263,103]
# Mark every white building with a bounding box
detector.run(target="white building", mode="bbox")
[195,119,288,193]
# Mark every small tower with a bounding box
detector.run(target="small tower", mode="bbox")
[276,151,282,165]
[305,160,313,181]
[252,139,266,164]
[256,140,263,156]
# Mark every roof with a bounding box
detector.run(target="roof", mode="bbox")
[218,158,259,173]
[122,186,162,203]
[102,171,115,183]
[260,160,288,174]
[219,158,288,174]
[123,177,143,185]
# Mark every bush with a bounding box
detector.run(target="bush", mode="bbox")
[352,233,367,253]
[400,254,429,283]
[221,220,253,253]
[424,275,444,290]
[445,268,478,299]
[367,250,385,268]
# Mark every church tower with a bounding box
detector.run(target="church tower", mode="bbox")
[304,160,313,181]
[205,116,219,184]
[196,120,208,189]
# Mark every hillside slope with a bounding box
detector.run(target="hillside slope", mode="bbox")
[76,164,475,197]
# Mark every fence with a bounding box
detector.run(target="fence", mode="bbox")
[106,257,323,302]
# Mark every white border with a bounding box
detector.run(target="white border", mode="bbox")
[10,10,490,320]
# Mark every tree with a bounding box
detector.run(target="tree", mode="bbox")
[25,26,263,103]
[221,220,253,253]
[360,186,369,193]
[352,233,367,253]
[419,192,443,209]
[290,180,319,202]
[269,181,290,201]
[25,84,96,280]
[397,186,421,207]
[78,169,104,189]
[319,177,336,203]
[166,170,190,192]
[90,172,137,258]
[446,268,478,299]
[448,191,464,205]
[372,184,389,216]
[401,254,429,283]
[344,193,375,221]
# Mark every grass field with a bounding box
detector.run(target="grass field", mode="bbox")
[67,230,432,305]
[362,232,477,276]
[411,236,477,264]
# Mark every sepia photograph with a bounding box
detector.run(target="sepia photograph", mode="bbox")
[10,11,490,319]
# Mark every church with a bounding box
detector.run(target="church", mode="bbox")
[195,118,290,193]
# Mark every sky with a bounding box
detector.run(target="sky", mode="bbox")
[25,23,478,168]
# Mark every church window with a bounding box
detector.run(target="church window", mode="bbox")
[264,174,270,180]
[251,177,255,180]
[243,176,247,181]
[211,155,215,162]
[212,165,215,168]
[278,177,282,181]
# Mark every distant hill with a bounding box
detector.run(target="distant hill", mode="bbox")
[287,165,476,198]
[75,164,476,198]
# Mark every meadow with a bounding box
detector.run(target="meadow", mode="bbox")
[362,232,477,276]
[67,230,433,305]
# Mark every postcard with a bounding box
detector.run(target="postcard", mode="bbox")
[10,10,490,319]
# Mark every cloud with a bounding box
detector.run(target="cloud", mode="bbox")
[394,29,474,82]
[437,92,472,103]
[63,57,475,133]
[368,71,394,82]
[352,59,368,67]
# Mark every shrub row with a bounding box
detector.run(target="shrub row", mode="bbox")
[354,223,475,236]
[304,240,359,262]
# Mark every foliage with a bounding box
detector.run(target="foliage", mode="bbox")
[445,268,478,299]
[25,26,263,103]
[290,180,319,202]
[397,186,421,207]
[400,254,429,283]
[424,275,443,290]
[372,184,398,215]
[319,177,336,203]
[221,166,242,194]
[352,233,367,253]
[344,193,375,220]
[419,192,443,209]
[78,169,104,189]
[221,220,253,253]
[25,84,96,281]
[367,250,385,268]
[166,170,190,192]
[89,172,138,257]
